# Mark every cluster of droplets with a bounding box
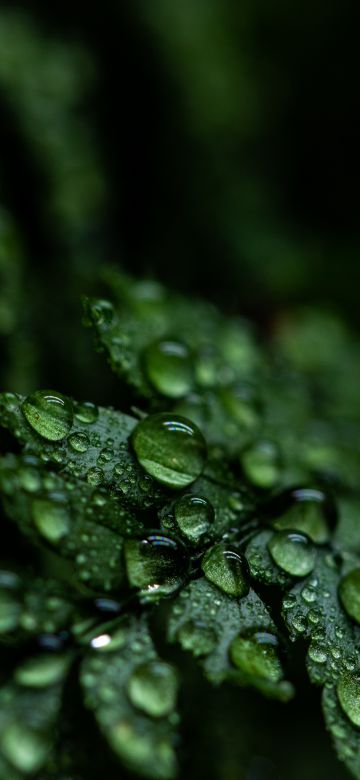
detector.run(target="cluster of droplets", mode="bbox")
[13,380,360,732]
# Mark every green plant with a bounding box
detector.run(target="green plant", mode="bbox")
[1,270,360,779]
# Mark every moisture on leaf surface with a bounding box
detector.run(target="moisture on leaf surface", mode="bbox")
[1,269,360,780]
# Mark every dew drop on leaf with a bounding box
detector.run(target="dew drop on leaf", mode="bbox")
[201,543,250,597]
[269,487,336,544]
[124,532,189,600]
[338,568,360,624]
[131,413,207,489]
[22,390,73,441]
[177,620,217,657]
[144,339,193,398]
[337,672,360,727]
[74,401,99,424]
[86,467,104,486]
[69,431,90,452]
[127,661,178,717]
[174,494,214,544]
[32,496,70,543]
[0,723,50,773]
[268,530,316,577]
[241,440,281,489]
[15,654,69,688]
[230,630,283,682]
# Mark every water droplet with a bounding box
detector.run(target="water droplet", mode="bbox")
[69,431,90,452]
[127,661,178,717]
[91,299,114,326]
[74,401,99,424]
[177,620,217,656]
[15,654,68,687]
[22,390,73,441]
[0,590,21,632]
[241,440,281,489]
[268,531,316,577]
[174,494,214,544]
[0,723,49,773]
[339,568,360,624]
[268,487,336,544]
[230,630,282,682]
[201,543,249,597]
[18,466,42,493]
[220,382,261,431]
[337,672,360,727]
[87,467,104,486]
[124,532,189,600]
[131,413,207,489]
[308,643,328,664]
[32,496,70,543]
[144,339,193,398]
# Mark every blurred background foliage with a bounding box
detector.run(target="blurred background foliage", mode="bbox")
[0,2,358,778]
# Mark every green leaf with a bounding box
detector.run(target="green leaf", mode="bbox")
[168,576,294,701]
[0,392,164,510]
[80,614,179,779]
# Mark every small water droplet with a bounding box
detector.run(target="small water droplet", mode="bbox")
[201,543,249,598]
[127,661,178,717]
[177,620,217,656]
[87,467,104,486]
[268,531,316,577]
[339,568,360,624]
[230,630,282,682]
[337,672,360,727]
[174,494,214,544]
[22,390,73,441]
[308,643,328,664]
[74,401,99,424]
[91,299,114,326]
[124,532,189,600]
[69,431,90,452]
[131,413,207,489]
[144,339,193,398]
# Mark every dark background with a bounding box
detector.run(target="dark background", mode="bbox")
[0,2,358,778]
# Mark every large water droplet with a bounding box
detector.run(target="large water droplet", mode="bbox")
[241,440,281,489]
[124,532,189,600]
[22,390,73,441]
[127,661,178,717]
[268,487,336,544]
[337,672,360,726]
[268,531,316,577]
[339,568,360,624]
[0,723,49,773]
[201,543,249,597]
[230,631,282,682]
[144,339,193,398]
[32,496,70,543]
[174,494,214,544]
[131,413,207,489]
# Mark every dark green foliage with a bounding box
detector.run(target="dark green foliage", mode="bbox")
[1,273,360,779]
